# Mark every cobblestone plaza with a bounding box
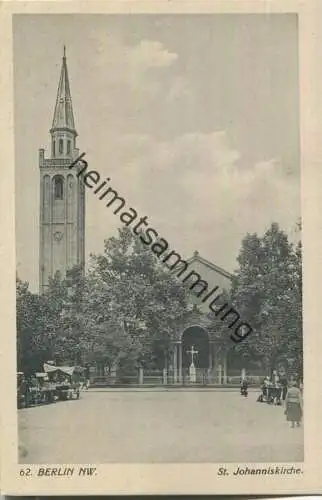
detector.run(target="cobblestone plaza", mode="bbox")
[19,388,303,464]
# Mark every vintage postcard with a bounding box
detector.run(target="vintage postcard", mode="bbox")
[1,0,322,495]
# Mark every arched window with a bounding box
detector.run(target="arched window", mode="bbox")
[67,140,71,155]
[52,140,56,157]
[53,175,64,200]
[59,139,63,154]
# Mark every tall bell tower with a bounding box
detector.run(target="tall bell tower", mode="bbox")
[39,47,85,293]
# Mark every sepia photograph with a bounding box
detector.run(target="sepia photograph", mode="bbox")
[3,0,322,495]
[13,11,303,465]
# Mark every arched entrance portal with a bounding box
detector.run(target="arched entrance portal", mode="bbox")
[181,326,209,385]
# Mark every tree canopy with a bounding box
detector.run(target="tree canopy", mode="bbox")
[17,229,191,374]
[84,228,190,371]
[16,223,302,377]
[230,222,302,373]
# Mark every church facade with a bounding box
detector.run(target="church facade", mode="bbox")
[169,251,234,385]
[39,51,254,385]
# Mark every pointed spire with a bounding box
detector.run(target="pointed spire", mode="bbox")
[51,47,76,133]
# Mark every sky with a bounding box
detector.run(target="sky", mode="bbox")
[13,14,300,291]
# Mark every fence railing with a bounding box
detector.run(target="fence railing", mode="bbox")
[90,369,267,387]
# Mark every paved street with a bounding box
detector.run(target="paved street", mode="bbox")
[19,389,303,463]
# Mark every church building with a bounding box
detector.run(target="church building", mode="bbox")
[39,50,252,385]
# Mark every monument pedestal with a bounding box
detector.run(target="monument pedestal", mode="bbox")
[189,362,196,383]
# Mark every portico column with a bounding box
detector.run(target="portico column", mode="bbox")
[208,342,213,383]
[178,341,183,384]
[223,353,227,384]
[173,343,177,384]
[218,363,222,384]
[214,349,221,384]
[163,350,168,385]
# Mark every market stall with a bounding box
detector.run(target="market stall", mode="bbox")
[43,363,80,401]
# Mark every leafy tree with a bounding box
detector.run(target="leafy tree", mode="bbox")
[17,266,90,372]
[16,277,44,374]
[85,227,191,373]
[39,266,88,365]
[231,222,302,374]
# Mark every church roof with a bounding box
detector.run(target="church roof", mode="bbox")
[51,47,76,133]
[187,250,234,281]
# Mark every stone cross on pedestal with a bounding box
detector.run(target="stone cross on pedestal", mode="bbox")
[187,345,198,365]
[187,345,198,383]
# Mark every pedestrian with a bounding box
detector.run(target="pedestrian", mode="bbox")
[280,374,288,401]
[240,376,248,397]
[24,376,31,408]
[285,380,303,428]
[270,369,279,404]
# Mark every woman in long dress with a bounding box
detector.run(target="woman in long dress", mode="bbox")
[285,380,303,428]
